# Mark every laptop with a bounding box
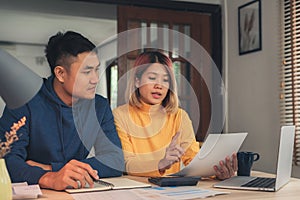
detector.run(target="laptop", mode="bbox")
[214,125,295,192]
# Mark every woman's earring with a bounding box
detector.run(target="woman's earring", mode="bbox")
[135,78,140,88]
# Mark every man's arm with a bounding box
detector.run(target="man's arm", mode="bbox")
[81,98,124,177]
[1,106,48,184]
[87,100,125,177]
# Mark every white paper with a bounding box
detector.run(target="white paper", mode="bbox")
[145,186,229,199]
[12,182,28,187]
[72,189,170,200]
[100,177,152,189]
[71,187,228,200]
[12,182,42,199]
[173,133,248,177]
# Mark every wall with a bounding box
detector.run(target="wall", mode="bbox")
[225,0,299,178]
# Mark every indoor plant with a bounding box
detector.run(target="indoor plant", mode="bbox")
[0,116,26,200]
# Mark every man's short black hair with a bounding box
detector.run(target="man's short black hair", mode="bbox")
[45,31,96,75]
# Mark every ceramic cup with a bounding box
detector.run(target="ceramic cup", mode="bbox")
[237,151,260,176]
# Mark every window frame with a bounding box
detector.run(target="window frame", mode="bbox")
[281,0,300,165]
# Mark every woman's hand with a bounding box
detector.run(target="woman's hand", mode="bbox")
[158,132,184,174]
[213,152,238,180]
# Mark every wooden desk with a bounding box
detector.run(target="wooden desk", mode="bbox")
[40,171,300,200]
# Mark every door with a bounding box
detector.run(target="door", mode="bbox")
[116,5,222,142]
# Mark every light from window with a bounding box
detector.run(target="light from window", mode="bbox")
[110,65,118,109]
[281,0,300,165]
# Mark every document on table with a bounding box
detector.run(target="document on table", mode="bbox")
[71,186,229,200]
[72,189,168,200]
[65,177,151,193]
[173,132,248,177]
[12,182,43,199]
[145,186,229,200]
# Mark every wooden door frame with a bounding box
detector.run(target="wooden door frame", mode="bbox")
[74,0,222,75]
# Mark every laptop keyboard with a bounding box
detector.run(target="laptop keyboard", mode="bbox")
[241,177,276,188]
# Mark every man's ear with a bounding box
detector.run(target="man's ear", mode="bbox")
[54,66,65,83]
[135,77,140,88]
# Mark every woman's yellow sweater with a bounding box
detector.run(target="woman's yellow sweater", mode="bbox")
[113,103,200,177]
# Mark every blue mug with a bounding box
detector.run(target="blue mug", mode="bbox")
[237,151,260,176]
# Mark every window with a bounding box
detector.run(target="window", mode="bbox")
[109,64,118,110]
[106,60,118,110]
[281,0,300,165]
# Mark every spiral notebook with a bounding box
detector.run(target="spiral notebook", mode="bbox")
[65,177,151,193]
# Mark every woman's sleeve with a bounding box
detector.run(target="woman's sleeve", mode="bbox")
[179,110,200,166]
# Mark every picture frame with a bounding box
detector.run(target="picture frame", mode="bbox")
[238,0,262,55]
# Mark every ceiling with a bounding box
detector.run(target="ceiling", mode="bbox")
[0,0,222,46]
[0,0,117,46]
[0,10,116,46]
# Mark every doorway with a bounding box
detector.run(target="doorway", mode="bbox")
[114,3,222,142]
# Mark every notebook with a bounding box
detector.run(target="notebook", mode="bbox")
[214,125,295,192]
[65,177,151,193]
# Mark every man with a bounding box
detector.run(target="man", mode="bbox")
[0,31,124,190]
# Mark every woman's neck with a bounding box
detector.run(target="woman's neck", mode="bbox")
[139,100,163,113]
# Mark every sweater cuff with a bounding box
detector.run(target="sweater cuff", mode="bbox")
[51,162,64,172]
[26,167,48,185]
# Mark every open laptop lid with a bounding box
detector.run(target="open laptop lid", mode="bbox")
[275,125,295,190]
[213,125,295,192]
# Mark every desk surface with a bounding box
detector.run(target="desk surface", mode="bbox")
[40,171,300,200]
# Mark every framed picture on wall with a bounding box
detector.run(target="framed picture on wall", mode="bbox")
[238,0,262,55]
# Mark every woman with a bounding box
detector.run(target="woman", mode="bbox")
[113,51,236,179]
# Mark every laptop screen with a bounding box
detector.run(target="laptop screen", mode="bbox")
[275,126,295,190]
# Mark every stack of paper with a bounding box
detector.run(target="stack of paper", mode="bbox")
[12,182,43,199]
[71,186,229,200]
